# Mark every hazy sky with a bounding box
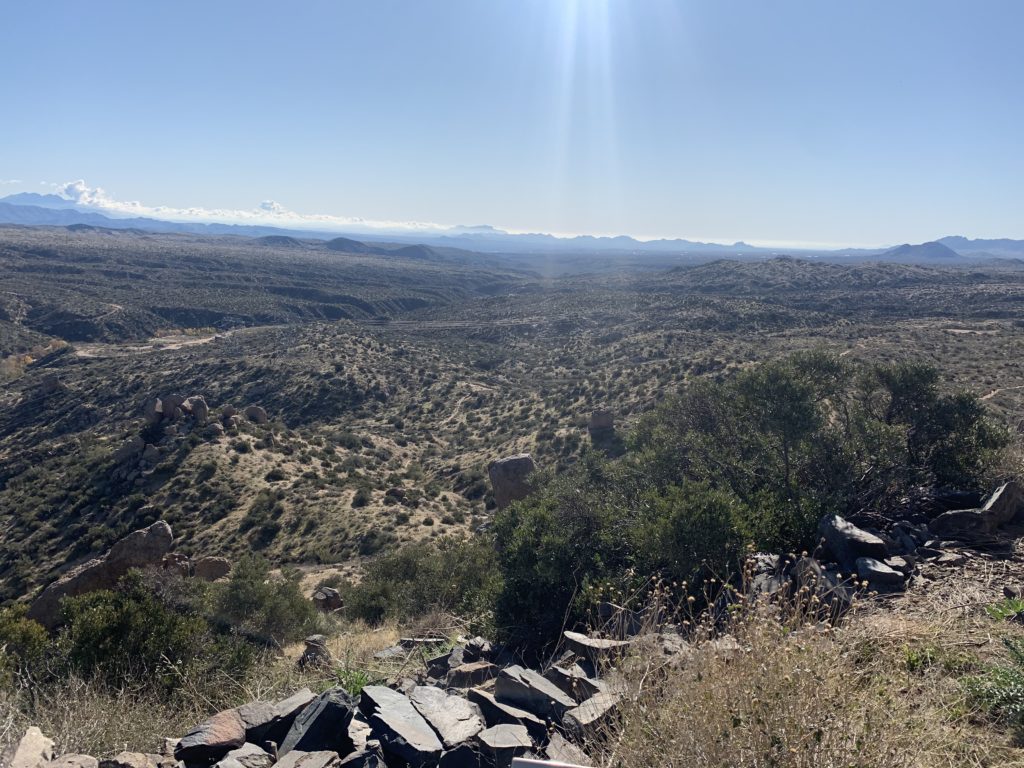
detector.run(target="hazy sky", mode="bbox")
[1,1,1022,247]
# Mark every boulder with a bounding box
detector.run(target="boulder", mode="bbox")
[563,630,632,664]
[588,409,614,433]
[174,708,246,763]
[114,436,145,464]
[312,586,343,613]
[183,396,210,425]
[50,755,99,768]
[2,727,54,768]
[161,552,190,577]
[408,685,485,748]
[252,688,318,746]
[818,515,888,570]
[856,557,905,587]
[280,688,356,757]
[545,732,591,766]
[495,665,576,719]
[543,664,604,703]
[930,482,1024,538]
[244,405,269,425]
[563,692,620,738]
[297,635,333,670]
[337,746,386,768]
[194,556,231,581]
[143,397,163,426]
[465,689,546,740]
[447,661,498,688]
[360,686,443,768]
[206,422,227,438]
[28,520,173,629]
[487,454,536,510]
[475,725,531,767]
[141,444,161,464]
[161,394,186,417]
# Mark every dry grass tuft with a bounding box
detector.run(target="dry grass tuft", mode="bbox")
[588,555,1024,768]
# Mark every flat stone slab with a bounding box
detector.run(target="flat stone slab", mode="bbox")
[175,709,246,763]
[50,756,99,768]
[466,688,546,740]
[543,664,604,702]
[856,556,905,586]
[563,631,632,663]
[477,724,532,751]
[409,685,485,748]
[447,661,498,688]
[217,743,273,768]
[361,685,443,767]
[279,688,356,757]
[495,665,576,719]
[545,731,592,766]
[563,692,620,737]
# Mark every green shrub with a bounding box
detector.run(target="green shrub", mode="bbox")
[0,605,48,681]
[211,555,319,646]
[343,537,499,628]
[965,637,1024,729]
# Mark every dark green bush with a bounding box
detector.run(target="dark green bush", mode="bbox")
[493,354,1006,652]
[211,555,319,646]
[343,537,499,628]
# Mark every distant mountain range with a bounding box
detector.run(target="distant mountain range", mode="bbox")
[2,192,1023,263]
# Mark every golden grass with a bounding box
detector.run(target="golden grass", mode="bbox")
[588,553,1024,768]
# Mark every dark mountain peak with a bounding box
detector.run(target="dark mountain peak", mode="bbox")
[880,241,962,261]
[324,236,378,254]
[255,235,305,248]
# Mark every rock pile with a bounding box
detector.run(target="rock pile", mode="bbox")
[15,627,644,768]
[746,482,1024,608]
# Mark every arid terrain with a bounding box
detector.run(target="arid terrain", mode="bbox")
[4,225,1024,602]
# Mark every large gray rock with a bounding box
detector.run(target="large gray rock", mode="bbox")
[244,405,269,425]
[194,556,231,581]
[465,689,546,740]
[174,709,246,763]
[280,688,356,757]
[143,397,163,425]
[113,436,145,463]
[28,521,173,629]
[487,454,536,510]
[545,732,591,766]
[447,661,498,688]
[818,515,887,570]
[495,664,576,719]
[475,725,531,767]
[2,727,54,768]
[563,630,632,664]
[360,686,442,767]
[563,692,620,738]
[182,396,210,425]
[855,557,905,588]
[543,664,604,703]
[408,685,485,748]
[930,482,1024,538]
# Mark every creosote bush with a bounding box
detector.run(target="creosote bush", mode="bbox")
[493,353,1007,651]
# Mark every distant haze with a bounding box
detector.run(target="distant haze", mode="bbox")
[1,1,1022,245]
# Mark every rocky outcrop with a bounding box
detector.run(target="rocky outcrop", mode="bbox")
[2,726,54,768]
[244,405,269,425]
[487,454,536,510]
[174,709,246,763]
[194,556,232,581]
[929,481,1024,538]
[818,515,888,571]
[28,521,173,630]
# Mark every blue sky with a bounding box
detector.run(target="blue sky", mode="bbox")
[1,1,1021,247]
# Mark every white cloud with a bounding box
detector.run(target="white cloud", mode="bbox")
[0,179,23,185]
[52,179,451,235]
